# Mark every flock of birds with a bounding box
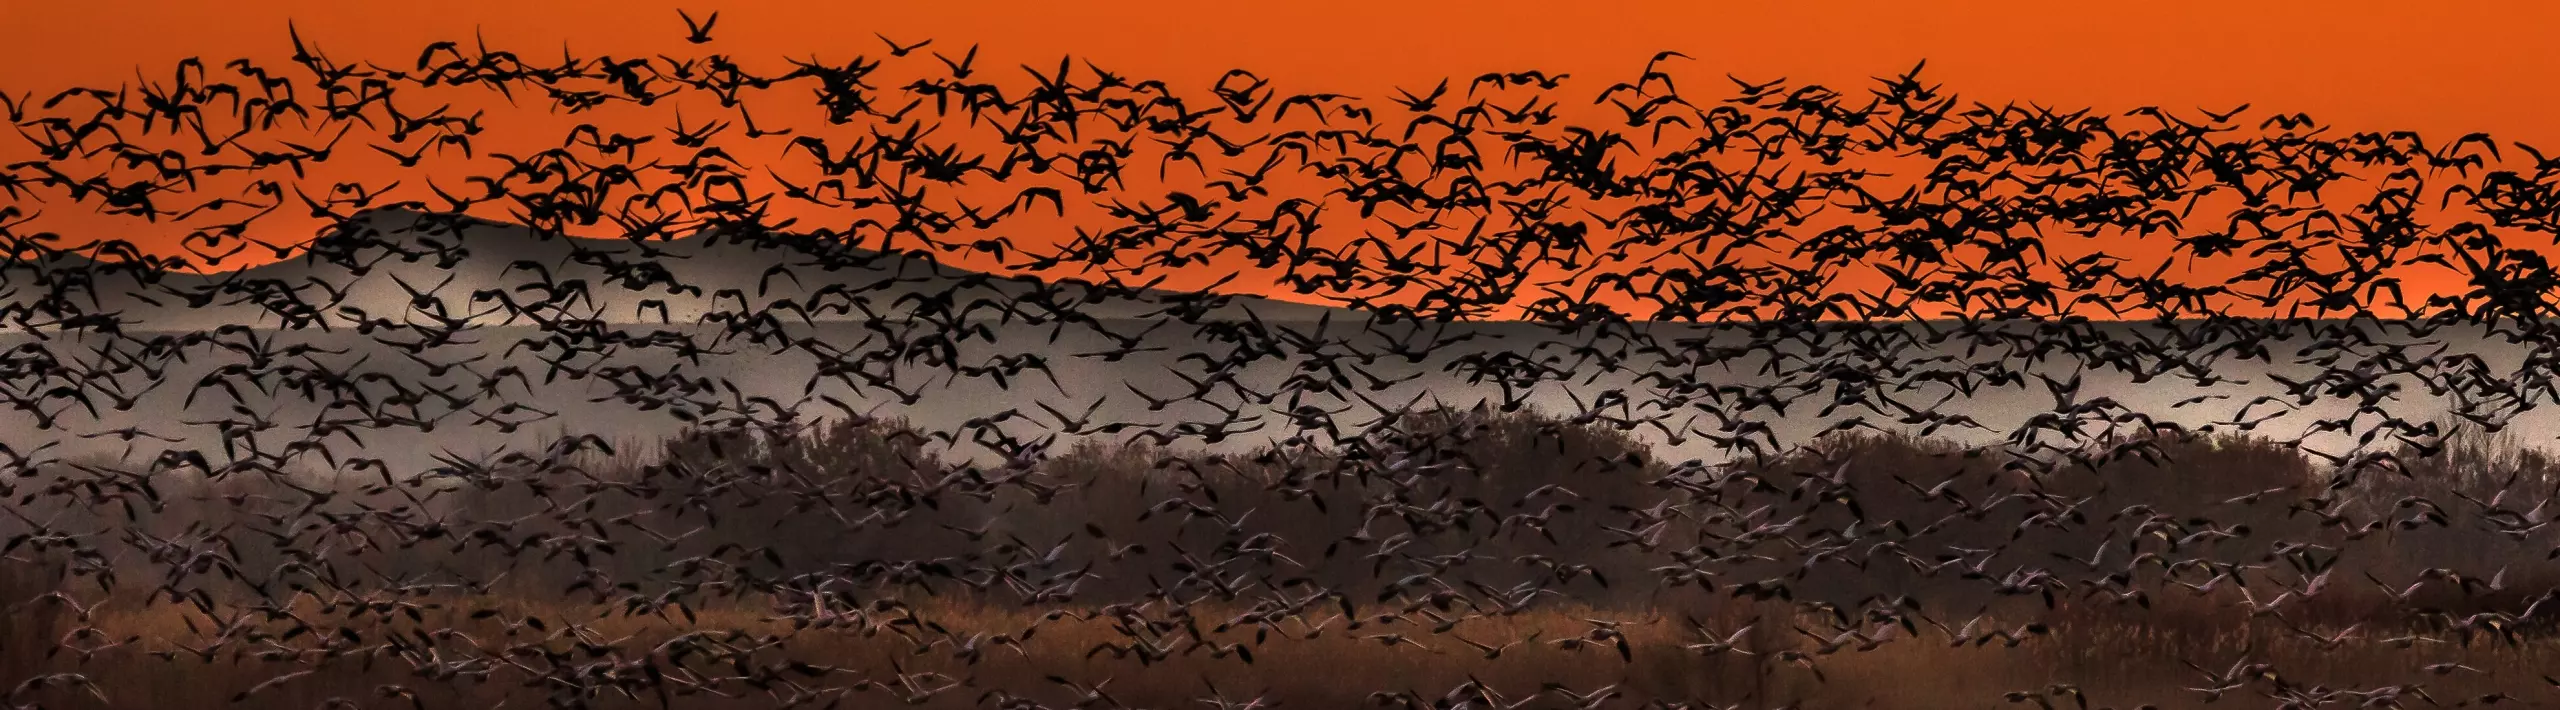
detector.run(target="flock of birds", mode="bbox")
[6,11,2560,710]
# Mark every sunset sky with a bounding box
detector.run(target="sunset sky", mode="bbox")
[3,1,2555,318]
[9,1,2553,138]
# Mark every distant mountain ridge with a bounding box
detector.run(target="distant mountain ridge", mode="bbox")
[1,209,1345,332]
[0,209,2528,475]
[0,210,2490,336]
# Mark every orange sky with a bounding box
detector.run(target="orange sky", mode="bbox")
[10,1,2554,139]
[3,1,2556,319]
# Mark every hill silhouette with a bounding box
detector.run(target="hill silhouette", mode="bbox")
[2,209,1343,332]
